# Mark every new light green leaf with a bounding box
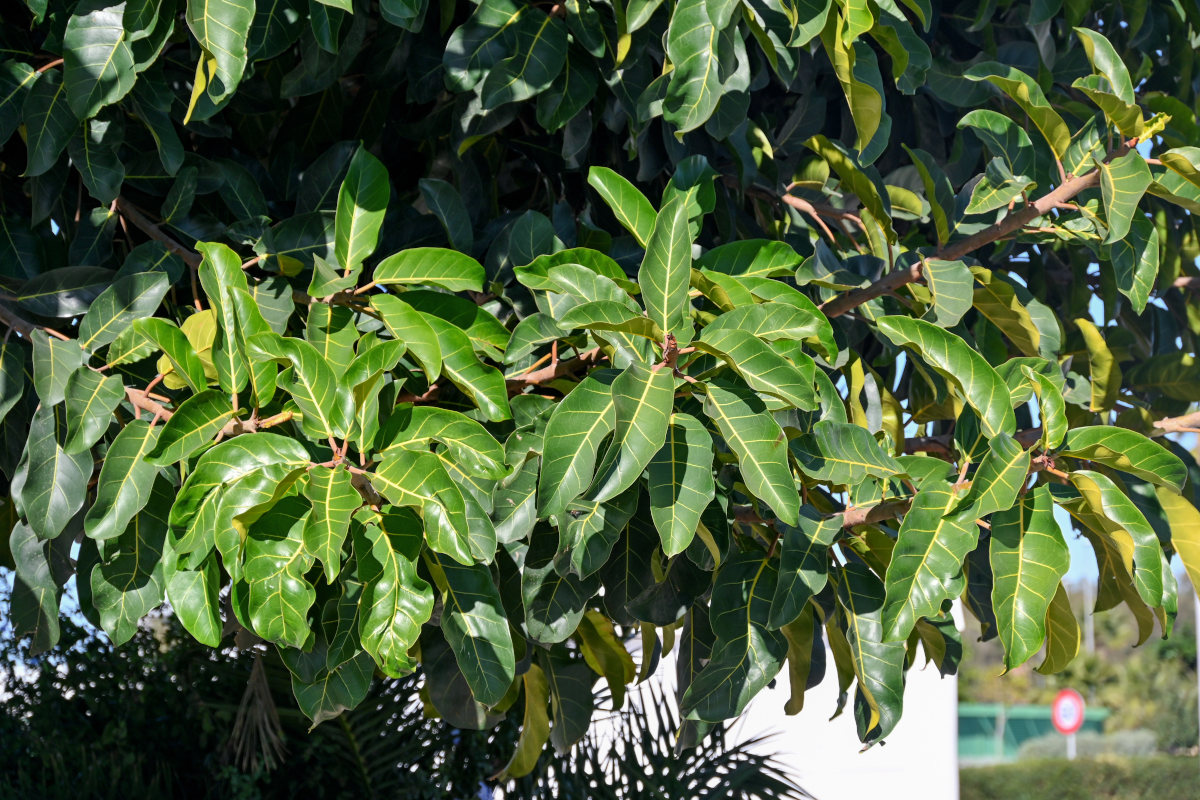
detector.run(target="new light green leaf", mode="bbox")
[426,550,516,707]
[639,193,694,341]
[876,315,1015,438]
[647,412,715,557]
[1070,470,1164,608]
[1022,366,1067,451]
[990,486,1070,671]
[131,317,208,394]
[373,247,486,293]
[1062,427,1186,493]
[702,383,799,525]
[882,479,976,642]
[334,146,388,275]
[589,361,674,503]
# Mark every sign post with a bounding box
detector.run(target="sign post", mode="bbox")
[1052,688,1086,760]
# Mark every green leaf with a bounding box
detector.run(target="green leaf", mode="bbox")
[371,294,442,382]
[1106,216,1158,314]
[10,521,62,652]
[426,550,516,707]
[1073,27,1135,103]
[1061,427,1186,493]
[63,0,138,119]
[1074,318,1120,413]
[243,495,315,649]
[381,405,507,480]
[334,145,388,275]
[419,178,474,252]
[131,317,208,394]
[0,337,27,426]
[248,332,352,438]
[373,247,487,293]
[702,383,799,525]
[557,489,638,578]
[79,272,171,351]
[68,117,125,204]
[23,69,78,177]
[1097,150,1152,244]
[585,170,654,249]
[479,14,568,109]
[647,412,715,557]
[805,135,896,241]
[84,419,161,541]
[768,508,839,629]
[951,432,1029,522]
[147,388,238,465]
[971,267,1041,358]
[305,303,358,378]
[921,258,973,327]
[186,0,256,106]
[91,476,174,646]
[538,370,617,516]
[32,334,88,407]
[577,610,635,707]
[791,420,903,486]
[965,158,1035,215]
[964,62,1071,158]
[500,663,551,778]
[589,362,674,503]
[839,561,906,745]
[422,315,511,422]
[557,300,664,340]
[957,109,1035,177]
[354,513,434,676]
[18,265,114,317]
[0,61,38,146]
[1069,470,1164,608]
[1153,487,1200,604]
[680,551,787,722]
[542,651,595,753]
[990,486,1070,670]
[1022,365,1067,450]
[903,147,956,246]
[821,13,885,157]
[62,367,123,454]
[881,479,976,642]
[522,556,599,644]
[696,328,816,410]
[695,240,802,278]
[372,449,473,565]
[14,405,92,541]
[166,553,223,647]
[876,315,1015,438]
[639,193,694,341]
[704,300,836,358]
[1036,582,1080,675]
[303,466,359,582]
[662,0,722,134]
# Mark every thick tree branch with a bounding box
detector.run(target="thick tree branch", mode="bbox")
[114,197,202,268]
[506,347,604,391]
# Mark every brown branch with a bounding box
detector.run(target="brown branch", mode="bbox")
[820,165,1107,318]
[0,303,71,340]
[506,347,604,391]
[114,198,201,268]
[841,498,913,528]
[1154,411,1200,435]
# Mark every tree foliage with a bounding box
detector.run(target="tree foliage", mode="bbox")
[3,0,1200,763]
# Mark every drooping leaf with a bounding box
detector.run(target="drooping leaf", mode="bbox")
[147,388,238,465]
[839,561,906,745]
[354,512,434,676]
[1061,427,1186,493]
[303,466,360,581]
[373,247,485,293]
[769,508,840,630]
[647,412,715,557]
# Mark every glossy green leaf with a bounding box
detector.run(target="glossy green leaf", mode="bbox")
[876,315,1015,438]
[23,69,78,177]
[32,334,88,407]
[964,62,1071,158]
[243,495,315,649]
[921,258,973,328]
[990,486,1070,670]
[131,317,208,394]
[952,432,1029,522]
[1036,582,1080,675]
[839,561,906,745]
[426,550,516,706]
[303,467,359,581]
[1022,365,1067,450]
[589,361,674,503]
[14,405,92,541]
[538,370,617,516]
[78,272,171,351]
[882,480,976,642]
[586,167,656,247]
[373,247,485,293]
[10,521,61,653]
[62,367,123,454]
[1062,427,1186,493]
[703,383,799,525]
[639,193,694,341]
[146,389,237,465]
[1097,150,1152,244]
[248,332,351,438]
[647,412,715,557]
[334,145,388,274]
[354,513,434,676]
[791,420,903,486]
[372,449,473,565]
[186,0,256,106]
[499,663,551,778]
[479,14,568,109]
[371,294,442,382]
[769,508,839,630]
[422,315,511,422]
[166,553,224,647]
[1069,470,1164,608]
[1106,216,1158,314]
[696,327,816,410]
[662,0,722,134]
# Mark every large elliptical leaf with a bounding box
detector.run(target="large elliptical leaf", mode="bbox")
[334,145,388,275]
[63,0,138,119]
[303,466,360,581]
[639,193,694,341]
[839,561,906,745]
[538,370,618,517]
[354,513,434,676]
[13,405,92,541]
[990,486,1070,671]
[646,412,715,557]
[589,362,674,502]
[186,0,255,106]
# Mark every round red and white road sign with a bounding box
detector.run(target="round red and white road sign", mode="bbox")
[1052,688,1086,735]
